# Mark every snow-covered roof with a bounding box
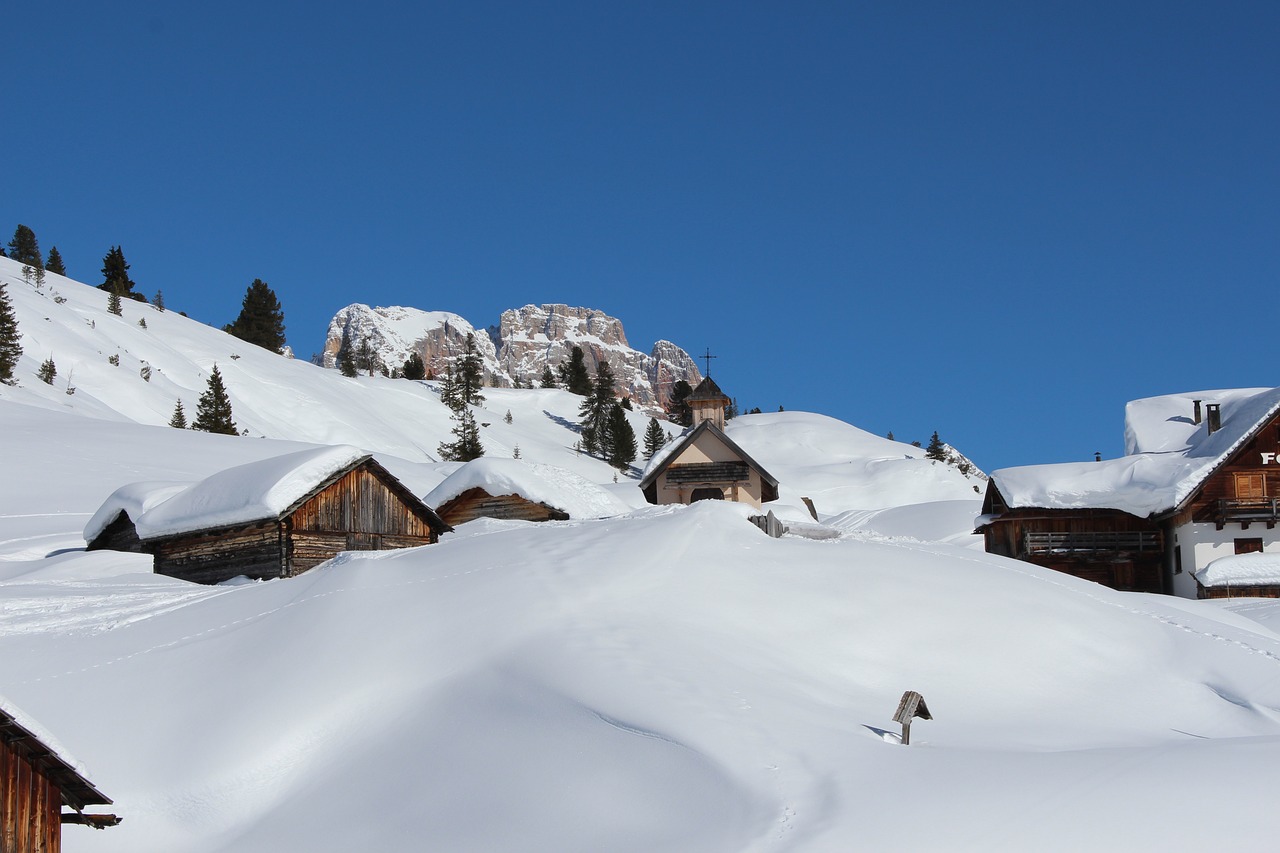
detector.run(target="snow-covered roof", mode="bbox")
[991,387,1280,517]
[423,458,630,519]
[638,420,779,490]
[1196,553,1280,588]
[0,693,110,807]
[85,445,371,542]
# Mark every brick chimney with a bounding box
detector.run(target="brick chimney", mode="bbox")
[1193,400,1202,425]
[1206,403,1222,435]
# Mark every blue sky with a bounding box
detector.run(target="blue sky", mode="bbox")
[7,1,1278,471]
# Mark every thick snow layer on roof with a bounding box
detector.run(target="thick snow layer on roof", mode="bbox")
[133,445,368,539]
[424,458,629,519]
[994,387,1280,516]
[0,693,90,778]
[83,480,192,544]
[1196,553,1280,588]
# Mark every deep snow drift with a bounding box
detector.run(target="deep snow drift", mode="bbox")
[4,257,1280,850]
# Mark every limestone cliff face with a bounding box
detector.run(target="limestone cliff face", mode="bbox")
[320,303,700,408]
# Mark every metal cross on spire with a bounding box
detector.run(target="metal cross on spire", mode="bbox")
[700,348,717,377]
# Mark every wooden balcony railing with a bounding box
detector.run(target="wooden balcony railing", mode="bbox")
[1215,498,1280,528]
[1023,530,1162,555]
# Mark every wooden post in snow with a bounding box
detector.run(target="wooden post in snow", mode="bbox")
[892,691,932,745]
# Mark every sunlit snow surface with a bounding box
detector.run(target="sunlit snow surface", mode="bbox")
[3,257,1280,851]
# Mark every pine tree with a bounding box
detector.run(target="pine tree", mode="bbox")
[107,288,123,316]
[504,409,513,424]
[578,360,617,456]
[153,290,165,312]
[666,380,693,427]
[0,283,22,384]
[560,345,592,396]
[438,364,462,411]
[7,225,41,267]
[169,399,188,429]
[98,246,136,297]
[606,403,637,471]
[437,406,484,461]
[925,431,948,461]
[337,330,358,377]
[225,279,286,353]
[37,356,56,385]
[539,365,556,388]
[356,339,380,376]
[191,365,238,435]
[457,333,485,406]
[402,352,426,380]
[44,246,65,276]
[643,417,666,460]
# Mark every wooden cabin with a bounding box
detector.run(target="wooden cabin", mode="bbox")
[434,487,569,527]
[979,388,1280,598]
[86,447,450,585]
[1,701,119,851]
[424,458,628,527]
[640,378,779,508]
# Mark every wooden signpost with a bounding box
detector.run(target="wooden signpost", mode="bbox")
[892,690,932,745]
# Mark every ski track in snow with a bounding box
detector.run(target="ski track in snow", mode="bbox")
[896,539,1280,667]
[7,556,513,687]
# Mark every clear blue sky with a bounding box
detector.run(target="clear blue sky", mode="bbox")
[7,1,1278,471]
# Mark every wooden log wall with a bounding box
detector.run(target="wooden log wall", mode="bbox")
[291,468,436,537]
[152,523,283,584]
[437,489,567,527]
[85,511,143,553]
[1,737,62,853]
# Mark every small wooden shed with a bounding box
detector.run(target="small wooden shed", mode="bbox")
[1,699,119,851]
[424,458,628,528]
[85,446,451,584]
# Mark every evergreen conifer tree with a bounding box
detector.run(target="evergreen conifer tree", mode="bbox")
[355,339,380,376]
[337,330,358,377]
[438,364,462,411]
[0,283,22,384]
[561,345,592,396]
[44,246,65,275]
[191,365,238,435]
[402,352,426,380]
[225,279,286,353]
[437,406,484,461]
[169,399,188,429]
[606,403,637,471]
[643,417,666,460]
[153,290,165,312]
[539,365,557,388]
[98,246,136,297]
[578,360,617,456]
[925,431,948,461]
[107,288,123,316]
[666,380,693,427]
[457,333,485,406]
[7,225,41,267]
[37,356,56,385]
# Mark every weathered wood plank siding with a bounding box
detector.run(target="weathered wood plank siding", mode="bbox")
[85,511,143,554]
[152,523,283,585]
[1,735,62,853]
[436,489,568,527]
[291,468,436,537]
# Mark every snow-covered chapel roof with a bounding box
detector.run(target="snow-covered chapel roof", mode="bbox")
[84,445,373,542]
[423,458,629,519]
[990,387,1280,518]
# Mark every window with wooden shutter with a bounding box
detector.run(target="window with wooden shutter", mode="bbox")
[1235,473,1266,499]
[1235,538,1264,555]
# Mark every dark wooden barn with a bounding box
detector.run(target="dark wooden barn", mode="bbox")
[1,701,119,851]
[86,447,451,585]
[423,458,627,528]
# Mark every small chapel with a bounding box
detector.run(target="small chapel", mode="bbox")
[639,376,779,508]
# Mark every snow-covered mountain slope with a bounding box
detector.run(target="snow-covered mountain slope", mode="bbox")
[0,256,980,528]
[321,301,702,407]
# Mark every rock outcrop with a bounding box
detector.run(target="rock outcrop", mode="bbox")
[321,303,701,409]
